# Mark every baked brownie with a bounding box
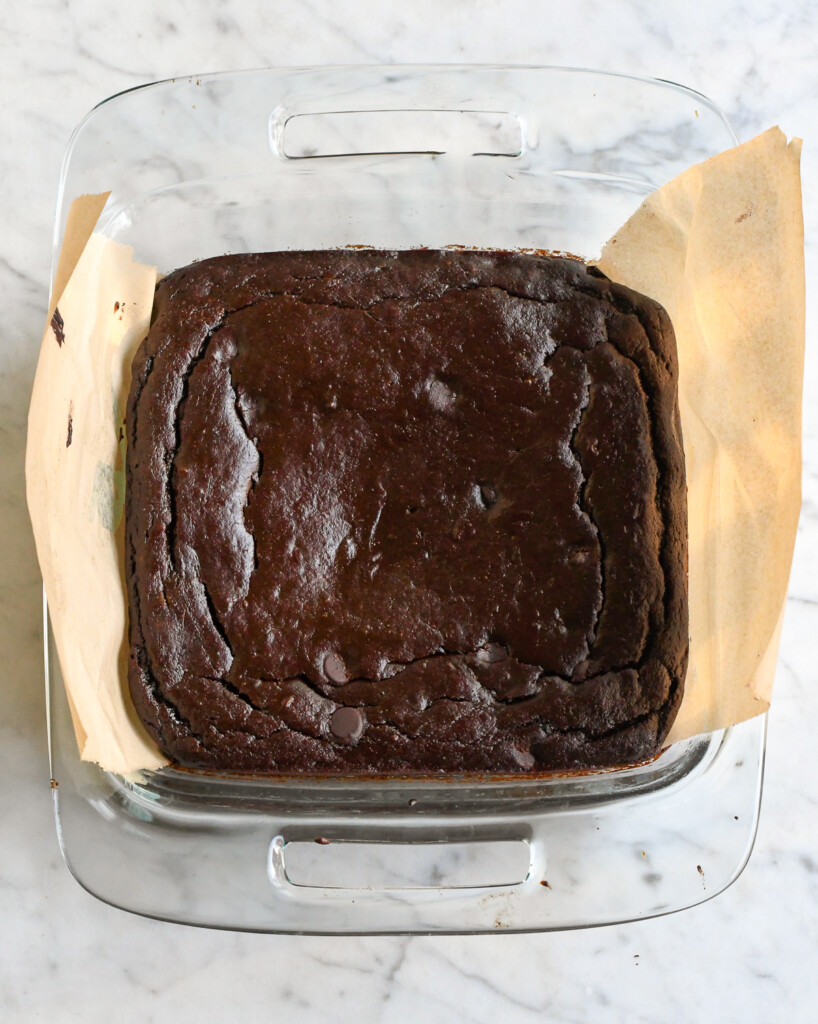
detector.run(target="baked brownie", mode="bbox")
[126,249,687,773]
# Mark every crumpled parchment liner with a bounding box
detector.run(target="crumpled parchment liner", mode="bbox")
[597,126,803,743]
[27,216,163,772]
[26,127,804,772]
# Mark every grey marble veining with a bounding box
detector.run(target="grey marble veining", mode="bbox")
[1,1,816,1021]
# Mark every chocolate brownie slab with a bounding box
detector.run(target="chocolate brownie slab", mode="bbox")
[126,249,687,773]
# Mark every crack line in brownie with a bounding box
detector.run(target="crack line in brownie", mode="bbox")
[228,367,262,577]
[260,674,330,703]
[169,694,671,749]
[601,295,674,663]
[224,651,663,715]
[126,353,212,751]
[160,295,279,578]
[564,357,601,664]
[623,306,676,636]
[621,360,662,668]
[166,328,224,573]
[199,577,234,662]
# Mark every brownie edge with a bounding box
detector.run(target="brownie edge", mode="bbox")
[126,249,688,774]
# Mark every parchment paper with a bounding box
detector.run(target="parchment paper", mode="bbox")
[26,211,163,772]
[597,126,804,743]
[26,128,804,772]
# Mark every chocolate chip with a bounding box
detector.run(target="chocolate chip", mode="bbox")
[479,483,497,508]
[511,747,536,769]
[477,642,507,664]
[323,652,349,684]
[215,333,238,361]
[330,706,365,744]
[428,379,457,412]
[51,307,65,347]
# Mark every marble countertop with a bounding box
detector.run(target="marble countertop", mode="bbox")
[1,2,815,1020]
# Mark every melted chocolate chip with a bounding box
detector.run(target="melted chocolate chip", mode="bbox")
[323,652,349,684]
[477,642,508,664]
[479,483,497,508]
[427,379,457,413]
[569,546,591,564]
[510,746,536,769]
[51,307,65,346]
[330,706,365,744]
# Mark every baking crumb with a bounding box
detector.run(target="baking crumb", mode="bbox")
[641,850,646,859]
[314,837,330,845]
[540,880,552,889]
[114,301,120,312]
[50,778,59,789]
[407,798,417,807]
[51,307,65,346]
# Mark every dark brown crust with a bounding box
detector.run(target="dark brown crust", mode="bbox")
[126,250,688,774]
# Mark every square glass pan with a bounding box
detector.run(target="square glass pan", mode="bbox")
[47,65,764,933]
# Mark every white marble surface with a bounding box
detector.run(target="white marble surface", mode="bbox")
[1,1,816,1020]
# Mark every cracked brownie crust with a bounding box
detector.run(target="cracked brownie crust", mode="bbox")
[126,249,688,773]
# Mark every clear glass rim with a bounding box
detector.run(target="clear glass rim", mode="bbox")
[86,62,735,130]
[51,62,739,338]
[51,714,767,936]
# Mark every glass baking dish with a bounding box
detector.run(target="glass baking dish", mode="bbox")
[46,65,765,933]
